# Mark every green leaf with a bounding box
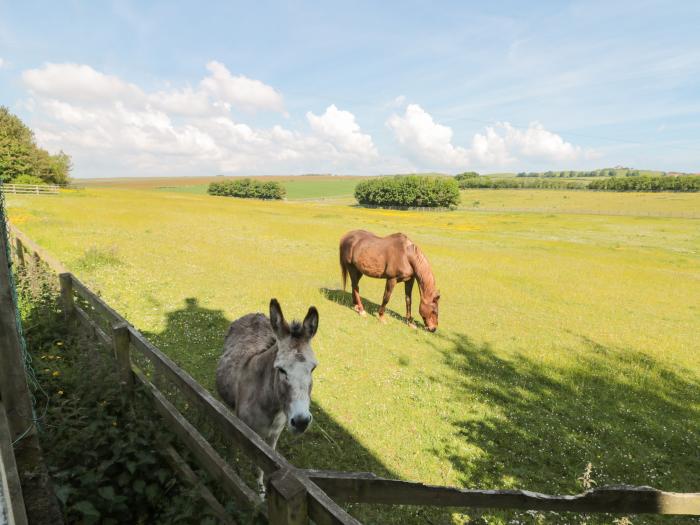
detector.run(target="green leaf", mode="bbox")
[98,485,116,501]
[73,500,101,517]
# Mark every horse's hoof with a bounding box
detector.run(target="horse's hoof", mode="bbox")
[378,315,387,324]
[354,306,367,316]
[407,321,417,329]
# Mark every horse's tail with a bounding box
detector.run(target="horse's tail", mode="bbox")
[340,249,348,291]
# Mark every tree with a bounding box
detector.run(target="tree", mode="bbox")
[0,106,72,185]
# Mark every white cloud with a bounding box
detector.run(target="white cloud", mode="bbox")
[22,62,378,177]
[307,104,377,157]
[200,61,284,113]
[387,103,585,169]
[23,63,145,106]
[387,104,469,166]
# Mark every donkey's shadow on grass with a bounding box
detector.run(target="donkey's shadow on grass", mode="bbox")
[320,287,406,323]
[142,297,700,524]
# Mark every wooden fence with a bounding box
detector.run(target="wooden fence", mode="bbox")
[0,184,59,195]
[8,224,700,523]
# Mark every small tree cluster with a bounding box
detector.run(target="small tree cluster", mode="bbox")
[207,178,286,199]
[516,169,642,178]
[454,171,479,181]
[588,175,700,192]
[354,175,460,208]
[0,106,72,185]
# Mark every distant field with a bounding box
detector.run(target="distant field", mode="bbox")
[7,188,700,524]
[78,175,365,200]
[459,189,700,217]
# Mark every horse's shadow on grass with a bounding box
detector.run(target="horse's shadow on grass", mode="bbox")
[319,287,406,324]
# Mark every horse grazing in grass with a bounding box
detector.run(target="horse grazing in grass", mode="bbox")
[339,230,440,331]
[216,298,319,492]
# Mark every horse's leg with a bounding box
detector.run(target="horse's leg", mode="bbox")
[378,278,397,323]
[349,268,366,316]
[405,278,417,328]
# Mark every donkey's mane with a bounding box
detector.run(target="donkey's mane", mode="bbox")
[289,320,304,338]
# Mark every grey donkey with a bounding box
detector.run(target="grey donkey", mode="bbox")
[216,298,319,493]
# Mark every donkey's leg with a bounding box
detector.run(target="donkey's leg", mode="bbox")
[258,431,283,496]
[378,278,397,323]
[349,268,366,316]
[405,278,417,328]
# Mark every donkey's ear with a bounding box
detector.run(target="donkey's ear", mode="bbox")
[302,306,319,339]
[269,298,289,339]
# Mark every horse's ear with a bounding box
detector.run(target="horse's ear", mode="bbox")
[302,306,319,339]
[269,298,289,339]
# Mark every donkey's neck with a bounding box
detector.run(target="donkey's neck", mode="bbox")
[411,246,436,299]
[249,343,284,420]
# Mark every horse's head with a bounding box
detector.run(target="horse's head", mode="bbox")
[269,298,318,434]
[419,291,440,332]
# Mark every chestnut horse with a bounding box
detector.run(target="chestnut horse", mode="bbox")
[339,230,440,331]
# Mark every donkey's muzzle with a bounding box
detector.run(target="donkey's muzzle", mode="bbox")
[291,415,311,433]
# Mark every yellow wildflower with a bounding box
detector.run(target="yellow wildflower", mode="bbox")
[52,371,60,377]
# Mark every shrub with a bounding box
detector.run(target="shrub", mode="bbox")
[14,267,252,524]
[354,175,460,208]
[454,171,479,181]
[11,174,46,185]
[208,178,286,199]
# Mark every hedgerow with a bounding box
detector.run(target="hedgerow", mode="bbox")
[457,177,588,190]
[208,178,286,199]
[588,175,700,192]
[354,175,460,208]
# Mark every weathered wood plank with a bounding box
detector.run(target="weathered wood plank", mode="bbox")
[112,323,133,393]
[0,400,29,525]
[58,273,74,322]
[70,276,126,326]
[73,304,111,347]
[268,469,308,525]
[7,225,67,274]
[128,327,286,474]
[132,368,264,510]
[162,445,236,525]
[303,470,700,515]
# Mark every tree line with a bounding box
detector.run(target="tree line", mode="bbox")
[208,178,286,199]
[1,107,71,185]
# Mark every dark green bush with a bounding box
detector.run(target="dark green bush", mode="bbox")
[588,175,700,192]
[354,175,460,208]
[208,178,286,199]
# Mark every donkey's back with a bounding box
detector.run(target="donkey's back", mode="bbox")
[215,312,275,408]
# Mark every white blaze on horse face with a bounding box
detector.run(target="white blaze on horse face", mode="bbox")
[274,342,317,434]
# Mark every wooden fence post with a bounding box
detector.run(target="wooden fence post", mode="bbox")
[59,273,74,322]
[267,469,309,525]
[112,323,133,394]
[14,235,25,267]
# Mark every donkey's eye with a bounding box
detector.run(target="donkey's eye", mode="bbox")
[277,367,288,377]
[311,364,317,372]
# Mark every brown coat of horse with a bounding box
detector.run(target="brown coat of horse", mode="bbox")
[339,230,440,331]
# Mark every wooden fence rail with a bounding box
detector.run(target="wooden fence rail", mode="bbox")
[0,184,59,195]
[8,223,700,523]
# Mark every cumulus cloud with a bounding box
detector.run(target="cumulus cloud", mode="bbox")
[307,105,377,157]
[387,103,585,169]
[200,61,284,113]
[22,62,378,177]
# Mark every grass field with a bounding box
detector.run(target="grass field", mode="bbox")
[7,185,700,524]
[79,175,366,200]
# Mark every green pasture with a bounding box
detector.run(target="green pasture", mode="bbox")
[7,188,700,524]
[151,177,362,199]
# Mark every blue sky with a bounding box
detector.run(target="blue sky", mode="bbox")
[1,0,699,177]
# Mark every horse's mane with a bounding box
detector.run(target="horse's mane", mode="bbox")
[411,243,436,296]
